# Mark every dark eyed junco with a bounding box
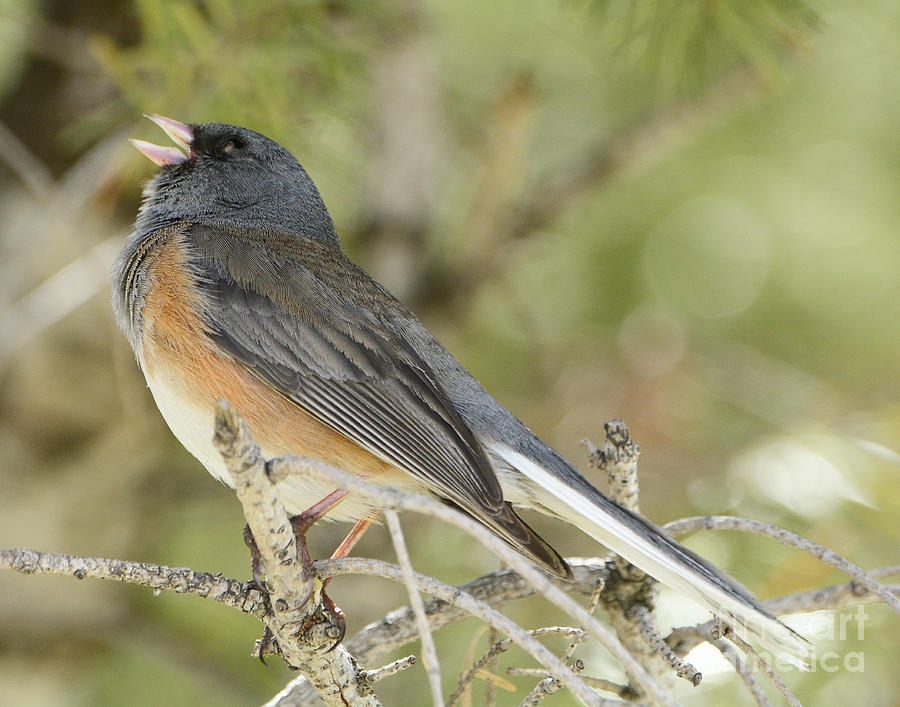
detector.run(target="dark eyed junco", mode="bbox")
[114,114,803,654]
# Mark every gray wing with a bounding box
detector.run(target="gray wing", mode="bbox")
[185,223,570,578]
[208,275,507,513]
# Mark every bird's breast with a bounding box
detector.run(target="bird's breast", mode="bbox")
[134,229,408,520]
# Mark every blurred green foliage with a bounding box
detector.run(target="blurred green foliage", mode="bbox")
[591,0,819,94]
[1,0,898,705]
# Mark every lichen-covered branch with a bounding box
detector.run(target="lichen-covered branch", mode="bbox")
[5,410,898,707]
[212,400,379,707]
[7,544,897,707]
[263,451,673,707]
[0,547,268,616]
[339,558,611,664]
[585,421,697,692]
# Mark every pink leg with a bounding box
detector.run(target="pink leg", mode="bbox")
[290,489,350,535]
[245,489,355,659]
[331,512,379,559]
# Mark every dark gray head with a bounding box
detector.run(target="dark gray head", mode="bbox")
[131,116,339,248]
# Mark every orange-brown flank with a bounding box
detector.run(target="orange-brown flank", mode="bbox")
[138,227,398,488]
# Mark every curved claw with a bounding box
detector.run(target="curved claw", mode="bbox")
[243,524,269,592]
[256,626,276,666]
[322,591,347,652]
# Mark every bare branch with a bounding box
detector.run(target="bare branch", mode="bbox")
[565,578,604,658]
[265,455,674,706]
[327,561,604,706]
[869,565,900,578]
[484,624,502,707]
[577,676,633,699]
[501,569,603,704]
[510,662,653,707]
[710,639,772,707]
[7,543,899,706]
[764,581,900,616]
[583,420,643,515]
[725,629,802,707]
[385,510,443,707]
[628,605,701,687]
[0,547,268,616]
[358,656,417,689]
[447,628,585,707]
[664,516,900,615]
[7,408,897,706]
[517,673,566,707]
[9,540,891,698]
[585,421,692,692]
[341,559,611,665]
[667,577,900,659]
[272,563,605,707]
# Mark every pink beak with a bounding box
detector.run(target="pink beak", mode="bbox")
[130,114,194,166]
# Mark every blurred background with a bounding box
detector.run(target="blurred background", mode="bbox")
[1,1,898,705]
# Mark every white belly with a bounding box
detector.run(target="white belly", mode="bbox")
[143,366,383,523]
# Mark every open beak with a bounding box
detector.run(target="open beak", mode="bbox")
[129,114,194,166]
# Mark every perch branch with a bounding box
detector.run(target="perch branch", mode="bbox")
[264,455,674,707]
[0,548,268,616]
[7,408,898,707]
[5,544,898,706]
[7,543,891,704]
[213,400,379,707]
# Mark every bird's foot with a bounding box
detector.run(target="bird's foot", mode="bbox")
[243,490,353,657]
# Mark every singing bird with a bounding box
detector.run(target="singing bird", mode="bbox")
[114,114,804,656]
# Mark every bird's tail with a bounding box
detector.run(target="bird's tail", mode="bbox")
[491,442,809,659]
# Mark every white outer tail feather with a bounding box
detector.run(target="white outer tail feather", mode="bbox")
[490,443,809,662]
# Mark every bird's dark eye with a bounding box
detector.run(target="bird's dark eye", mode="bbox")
[217,136,245,158]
